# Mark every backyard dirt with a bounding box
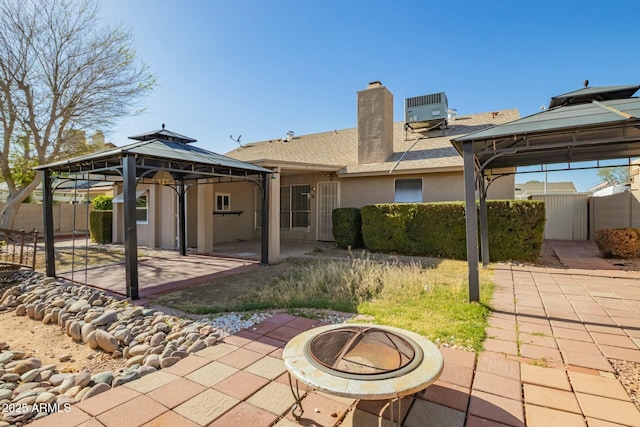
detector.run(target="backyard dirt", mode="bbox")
[0,310,127,374]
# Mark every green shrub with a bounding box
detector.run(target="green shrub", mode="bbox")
[92,195,113,211]
[332,208,364,248]
[486,200,545,262]
[361,200,545,262]
[595,228,640,258]
[89,211,113,244]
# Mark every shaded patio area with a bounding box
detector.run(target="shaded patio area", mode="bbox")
[57,240,336,299]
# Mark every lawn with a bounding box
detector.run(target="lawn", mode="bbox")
[151,252,495,352]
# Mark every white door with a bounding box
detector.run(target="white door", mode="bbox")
[316,181,339,241]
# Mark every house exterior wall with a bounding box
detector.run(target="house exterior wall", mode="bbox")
[339,171,514,208]
[186,187,198,248]
[155,184,176,249]
[211,181,255,244]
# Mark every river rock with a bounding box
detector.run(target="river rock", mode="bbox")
[74,371,91,388]
[204,336,219,347]
[12,360,36,375]
[125,355,145,368]
[35,392,56,404]
[0,389,11,400]
[81,323,95,343]
[15,304,26,316]
[0,352,14,364]
[49,373,69,386]
[20,368,41,383]
[95,329,118,353]
[187,339,205,354]
[68,299,89,313]
[58,375,77,393]
[128,344,150,357]
[92,310,117,327]
[160,357,180,368]
[91,371,114,385]
[149,332,165,347]
[82,382,110,401]
[86,330,98,349]
[112,370,138,387]
[143,354,160,368]
[1,373,19,382]
[68,321,82,341]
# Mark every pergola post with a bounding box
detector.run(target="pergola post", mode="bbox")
[260,172,270,265]
[123,154,139,300]
[41,169,56,277]
[463,141,480,302]
[177,177,187,256]
[479,175,490,267]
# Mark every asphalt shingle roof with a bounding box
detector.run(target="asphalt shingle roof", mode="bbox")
[226,109,520,176]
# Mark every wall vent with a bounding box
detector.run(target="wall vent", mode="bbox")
[405,92,448,131]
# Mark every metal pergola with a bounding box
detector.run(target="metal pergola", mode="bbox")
[450,85,640,302]
[36,128,273,300]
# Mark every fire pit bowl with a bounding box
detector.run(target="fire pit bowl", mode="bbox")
[283,323,443,401]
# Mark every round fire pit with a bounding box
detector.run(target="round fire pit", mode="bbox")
[283,323,443,401]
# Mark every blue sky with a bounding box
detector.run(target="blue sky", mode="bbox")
[98,0,640,192]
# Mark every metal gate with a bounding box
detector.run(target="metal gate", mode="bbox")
[532,194,589,240]
[316,181,339,241]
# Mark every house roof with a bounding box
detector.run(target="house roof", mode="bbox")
[515,181,577,194]
[226,109,520,176]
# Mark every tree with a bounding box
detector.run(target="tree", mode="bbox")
[597,166,630,186]
[0,0,154,228]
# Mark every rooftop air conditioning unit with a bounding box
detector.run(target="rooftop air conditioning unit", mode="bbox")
[405,92,448,131]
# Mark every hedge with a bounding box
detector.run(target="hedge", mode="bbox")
[332,208,364,249]
[89,211,113,244]
[358,200,545,262]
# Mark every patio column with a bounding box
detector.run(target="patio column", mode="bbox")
[463,141,480,302]
[261,172,269,264]
[177,177,187,256]
[41,169,55,277]
[268,168,280,263]
[123,154,139,300]
[479,174,490,267]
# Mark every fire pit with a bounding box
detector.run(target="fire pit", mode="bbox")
[283,323,443,422]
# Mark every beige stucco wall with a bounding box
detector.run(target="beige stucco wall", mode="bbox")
[210,182,255,244]
[339,171,515,208]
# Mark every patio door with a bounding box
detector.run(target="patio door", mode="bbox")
[316,181,339,241]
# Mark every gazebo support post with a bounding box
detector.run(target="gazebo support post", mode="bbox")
[42,169,56,277]
[463,142,480,302]
[260,172,270,265]
[123,154,139,300]
[177,177,187,256]
[479,175,490,267]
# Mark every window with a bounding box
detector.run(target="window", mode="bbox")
[394,179,422,203]
[136,194,148,223]
[215,193,231,212]
[280,184,310,230]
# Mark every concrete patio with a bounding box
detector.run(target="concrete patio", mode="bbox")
[30,241,640,426]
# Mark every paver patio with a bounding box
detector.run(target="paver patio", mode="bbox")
[29,241,640,426]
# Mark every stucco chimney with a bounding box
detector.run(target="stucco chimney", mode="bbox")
[357,81,394,164]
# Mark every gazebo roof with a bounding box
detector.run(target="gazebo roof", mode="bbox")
[36,131,271,180]
[451,85,640,170]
